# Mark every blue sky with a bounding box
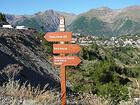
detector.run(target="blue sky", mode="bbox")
[0,0,140,15]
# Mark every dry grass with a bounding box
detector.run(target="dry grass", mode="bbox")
[119,100,134,105]
[69,93,110,105]
[0,80,60,103]
[70,93,136,105]
[0,80,136,105]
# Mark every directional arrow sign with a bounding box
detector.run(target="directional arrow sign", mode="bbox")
[44,32,72,42]
[53,44,81,54]
[53,56,81,66]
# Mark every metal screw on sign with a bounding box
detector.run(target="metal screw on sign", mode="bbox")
[44,17,82,105]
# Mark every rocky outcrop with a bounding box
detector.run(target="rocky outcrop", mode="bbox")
[0,28,67,89]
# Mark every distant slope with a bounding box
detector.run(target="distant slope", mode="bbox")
[113,18,140,36]
[67,16,112,37]
[67,6,140,37]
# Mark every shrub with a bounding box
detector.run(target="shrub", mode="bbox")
[98,82,129,104]
[0,80,60,103]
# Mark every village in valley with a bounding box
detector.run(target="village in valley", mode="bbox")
[71,33,140,48]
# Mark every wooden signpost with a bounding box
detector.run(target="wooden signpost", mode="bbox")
[44,17,81,105]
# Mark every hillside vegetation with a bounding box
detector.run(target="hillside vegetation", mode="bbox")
[65,43,140,104]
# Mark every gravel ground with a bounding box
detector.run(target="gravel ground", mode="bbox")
[0,95,23,105]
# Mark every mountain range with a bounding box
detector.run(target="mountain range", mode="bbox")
[6,10,76,32]
[5,5,140,37]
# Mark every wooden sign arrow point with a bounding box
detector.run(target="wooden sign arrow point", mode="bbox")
[75,56,82,65]
[75,44,82,53]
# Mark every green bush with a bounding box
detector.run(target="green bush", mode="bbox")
[98,82,128,104]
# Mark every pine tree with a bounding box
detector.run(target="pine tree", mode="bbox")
[0,13,7,22]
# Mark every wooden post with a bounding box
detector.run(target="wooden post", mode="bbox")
[60,17,66,105]
[60,56,66,105]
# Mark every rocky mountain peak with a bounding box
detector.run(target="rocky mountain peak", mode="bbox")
[44,9,55,15]
[34,10,55,16]
[34,11,42,15]
[96,6,112,11]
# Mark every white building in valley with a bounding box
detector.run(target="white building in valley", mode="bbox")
[16,26,28,30]
[2,25,13,28]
